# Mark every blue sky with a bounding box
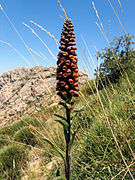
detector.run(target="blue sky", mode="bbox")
[0,0,135,75]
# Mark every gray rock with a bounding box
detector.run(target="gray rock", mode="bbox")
[0,66,89,126]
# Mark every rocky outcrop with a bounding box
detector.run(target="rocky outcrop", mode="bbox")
[0,66,89,126]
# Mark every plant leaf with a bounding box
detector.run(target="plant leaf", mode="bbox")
[55,119,69,131]
[64,129,67,142]
[72,107,84,113]
[56,167,60,177]
[71,112,78,121]
[70,108,84,123]
[65,102,71,108]
[54,114,66,121]
[53,177,66,180]
[43,137,65,165]
[55,119,68,141]
[69,125,80,152]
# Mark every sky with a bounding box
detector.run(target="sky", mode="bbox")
[0,0,135,76]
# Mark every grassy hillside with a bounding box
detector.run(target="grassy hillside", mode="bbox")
[0,66,134,179]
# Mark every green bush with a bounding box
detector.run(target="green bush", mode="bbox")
[0,144,28,179]
[14,126,40,146]
[11,117,44,132]
[95,35,135,86]
[0,117,45,138]
[0,126,15,137]
[81,79,97,95]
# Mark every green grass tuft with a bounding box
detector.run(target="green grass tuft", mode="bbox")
[0,144,29,179]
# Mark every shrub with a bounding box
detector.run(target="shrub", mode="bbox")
[14,126,40,146]
[0,144,28,179]
[95,34,135,84]
[0,117,45,138]
[0,126,15,137]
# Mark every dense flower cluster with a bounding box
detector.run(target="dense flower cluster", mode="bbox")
[56,19,79,99]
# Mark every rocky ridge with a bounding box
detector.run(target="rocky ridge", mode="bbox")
[0,66,89,126]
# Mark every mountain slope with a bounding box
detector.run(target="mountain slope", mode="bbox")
[0,67,134,179]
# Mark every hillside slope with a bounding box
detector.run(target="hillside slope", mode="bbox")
[0,68,134,179]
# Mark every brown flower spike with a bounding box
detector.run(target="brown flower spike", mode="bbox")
[56,19,79,99]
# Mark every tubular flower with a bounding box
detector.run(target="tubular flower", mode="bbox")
[56,18,79,99]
